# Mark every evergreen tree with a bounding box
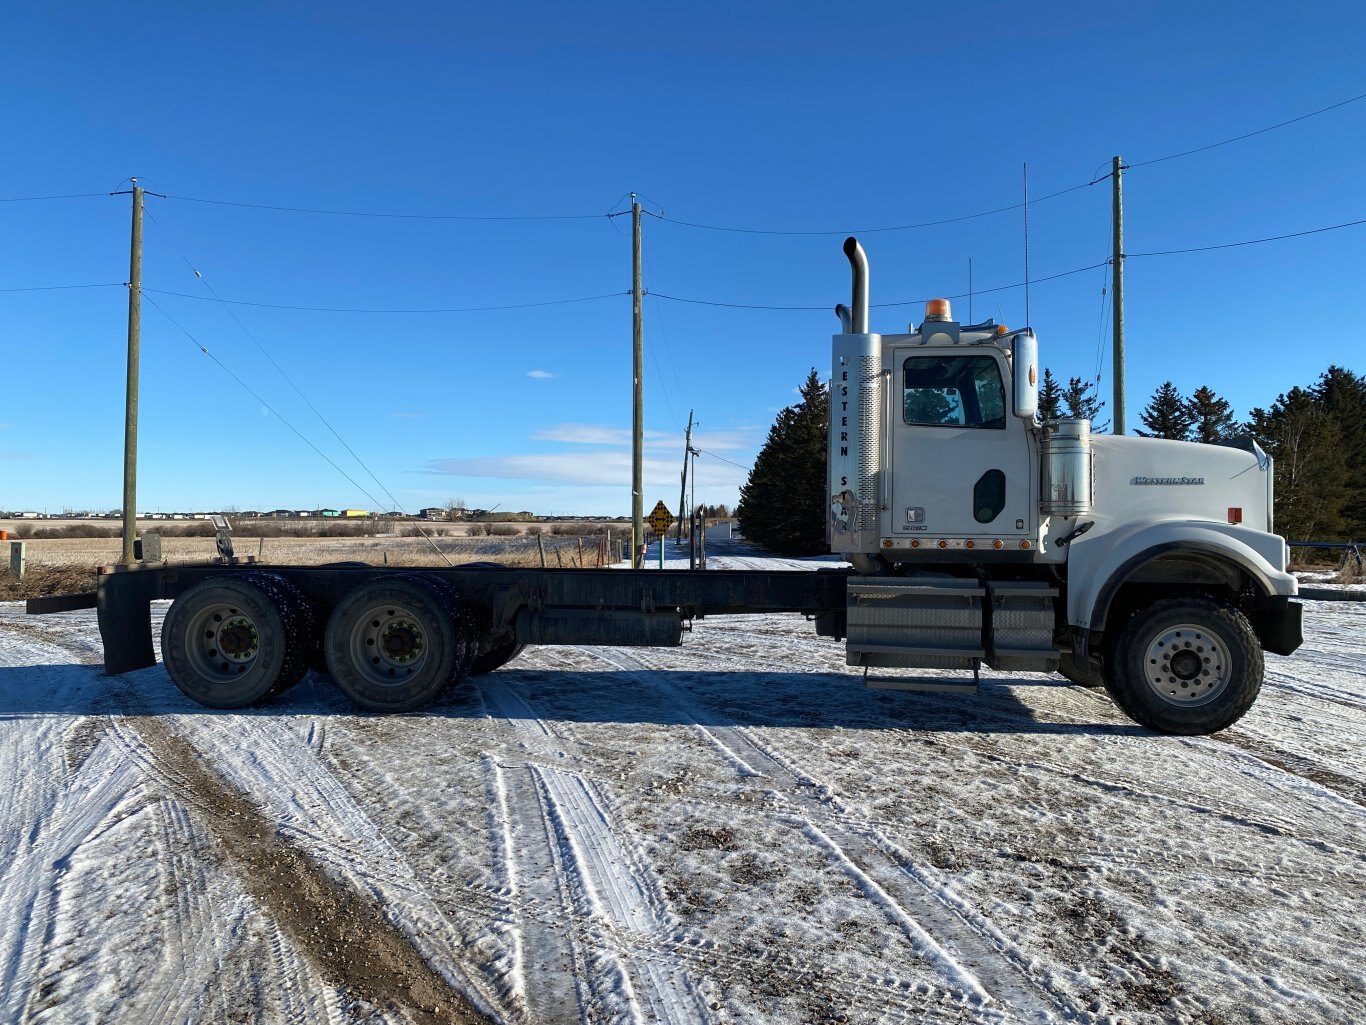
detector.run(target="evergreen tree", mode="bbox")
[1038,368,1063,421]
[1185,386,1239,444]
[1247,387,1349,540]
[1308,366,1366,537]
[1062,376,1108,430]
[1135,381,1195,440]
[736,369,829,554]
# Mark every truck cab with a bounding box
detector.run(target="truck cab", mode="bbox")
[826,237,1302,734]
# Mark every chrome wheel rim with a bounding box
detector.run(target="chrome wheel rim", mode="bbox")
[1143,623,1231,707]
[186,602,261,680]
[348,603,429,688]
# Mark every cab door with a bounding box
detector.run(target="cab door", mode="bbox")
[888,348,1035,542]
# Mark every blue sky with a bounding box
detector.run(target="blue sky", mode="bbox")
[2,2,1363,515]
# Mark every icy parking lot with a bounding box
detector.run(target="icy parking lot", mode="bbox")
[1,550,1362,1024]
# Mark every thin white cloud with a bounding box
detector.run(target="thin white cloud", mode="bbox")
[422,452,745,489]
[532,423,755,452]
[0,451,25,460]
[390,411,422,419]
[526,369,556,379]
[533,423,629,445]
[0,422,11,429]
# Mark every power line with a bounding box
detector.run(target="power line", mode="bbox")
[0,282,123,293]
[1130,89,1366,168]
[695,448,750,471]
[0,193,107,203]
[140,292,401,518]
[142,207,451,560]
[648,261,1110,312]
[1127,217,1366,257]
[654,180,1101,237]
[161,193,606,221]
[141,287,627,315]
[143,292,454,561]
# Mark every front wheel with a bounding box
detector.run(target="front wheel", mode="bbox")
[1105,597,1263,735]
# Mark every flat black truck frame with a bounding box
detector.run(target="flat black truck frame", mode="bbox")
[29,561,853,712]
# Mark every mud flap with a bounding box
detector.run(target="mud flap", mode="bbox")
[1249,599,1303,657]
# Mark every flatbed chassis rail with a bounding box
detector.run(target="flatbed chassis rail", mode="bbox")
[28,563,852,676]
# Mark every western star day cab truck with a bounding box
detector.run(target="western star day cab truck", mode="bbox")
[26,238,1302,734]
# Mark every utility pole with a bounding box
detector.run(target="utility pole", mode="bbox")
[631,195,644,568]
[121,181,144,564]
[675,410,693,545]
[1111,155,1126,435]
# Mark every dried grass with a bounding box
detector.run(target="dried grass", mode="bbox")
[0,564,98,600]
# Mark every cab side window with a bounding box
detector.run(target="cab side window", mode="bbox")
[903,355,1006,429]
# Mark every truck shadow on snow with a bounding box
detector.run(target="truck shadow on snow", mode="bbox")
[0,663,1147,736]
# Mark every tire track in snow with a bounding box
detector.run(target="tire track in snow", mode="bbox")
[579,646,1078,1025]
[126,716,490,1025]
[0,741,144,1023]
[480,676,712,1025]
[5,619,496,1025]
[533,763,712,1025]
[487,654,1042,1022]
[111,710,509,1023]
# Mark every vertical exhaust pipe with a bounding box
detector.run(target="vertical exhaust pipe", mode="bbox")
[834,303,852,333]
[843,236,869,334]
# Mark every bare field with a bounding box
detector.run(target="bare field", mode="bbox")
[6,533,615,570]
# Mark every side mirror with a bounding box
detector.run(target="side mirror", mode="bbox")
[1012,332,1039,420]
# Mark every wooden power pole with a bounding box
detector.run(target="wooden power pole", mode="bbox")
[1111,155,1126,435]
[675,409,693,544]
[631,196,644,568]
[121,181,144,564]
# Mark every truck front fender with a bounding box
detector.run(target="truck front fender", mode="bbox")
[1066,520,1295,631]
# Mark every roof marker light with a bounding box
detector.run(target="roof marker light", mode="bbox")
[925,299,952,322]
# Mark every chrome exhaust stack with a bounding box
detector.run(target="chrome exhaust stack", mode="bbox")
[830,236,882,555]
[843,236,869,333]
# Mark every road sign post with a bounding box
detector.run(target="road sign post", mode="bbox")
[647,500,675,569]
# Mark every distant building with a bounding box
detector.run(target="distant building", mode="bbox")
[706,518,739,541]
[316,509,340,518]
[418,507,445,520]
[343,509,370,518]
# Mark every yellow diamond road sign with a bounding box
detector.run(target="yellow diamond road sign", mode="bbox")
[648,501,675,532]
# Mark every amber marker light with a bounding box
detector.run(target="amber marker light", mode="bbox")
[965,540,975,549]
[883,539,893,548]
[910,539,921,549]
[1228,507,1243,524]
[993,540,1004,550]
[995,324,1009,335]
[925,298,952,321]
[938,540,949,549]
[1019,540,1033,550]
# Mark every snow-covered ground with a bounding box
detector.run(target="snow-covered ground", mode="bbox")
[1,542,1362,1025]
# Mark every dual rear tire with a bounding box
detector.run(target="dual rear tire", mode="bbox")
[323,574,473,712]
[162,572,317,708]
[163,572,498,712]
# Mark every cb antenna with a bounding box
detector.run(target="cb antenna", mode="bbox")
[1023,162,1031,328]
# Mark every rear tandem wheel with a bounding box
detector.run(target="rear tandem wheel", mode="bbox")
[323,573,472,712]
[161,572,317,708]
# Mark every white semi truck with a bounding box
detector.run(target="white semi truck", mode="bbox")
[825,237,1301,733]
[26,237,1302,734]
